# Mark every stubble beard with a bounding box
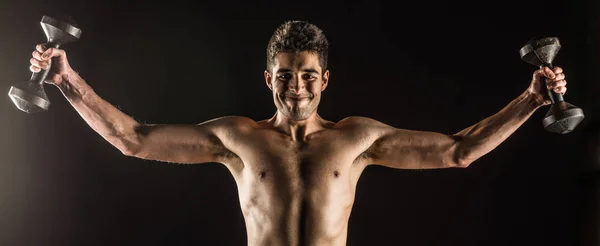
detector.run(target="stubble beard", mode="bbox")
[277,98,318,121]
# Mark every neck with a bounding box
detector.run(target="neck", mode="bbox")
[269,110,325,142]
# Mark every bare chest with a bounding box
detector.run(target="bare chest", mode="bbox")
[226,127,371,244]
[233,133,367,207]
[245,135,358,183]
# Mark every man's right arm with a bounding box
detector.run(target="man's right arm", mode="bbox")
[61,73,241,165]
[31,45,244,165]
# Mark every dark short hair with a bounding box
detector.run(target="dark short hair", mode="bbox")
[266,20,329,74]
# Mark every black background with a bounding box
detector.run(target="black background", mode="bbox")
[0,0,598,245]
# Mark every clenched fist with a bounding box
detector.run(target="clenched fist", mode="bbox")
[29,44,75,86]
[527,66,567,106]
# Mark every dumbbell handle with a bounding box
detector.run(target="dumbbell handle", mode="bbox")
[30,43,60,86]
[541,63,564,104]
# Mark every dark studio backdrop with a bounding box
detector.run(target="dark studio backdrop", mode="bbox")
[0,0,598,245]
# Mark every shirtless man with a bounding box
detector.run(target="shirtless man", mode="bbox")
[28,21,567,246]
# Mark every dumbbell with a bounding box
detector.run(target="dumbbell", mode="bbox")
[519,37,584,134]
[8,15,82,113]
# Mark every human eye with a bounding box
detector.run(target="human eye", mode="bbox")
[302,74,317,81]
[277,74,292,81]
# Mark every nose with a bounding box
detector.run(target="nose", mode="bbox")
[288,75,306,92]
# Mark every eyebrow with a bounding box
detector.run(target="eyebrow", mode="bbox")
[276,68,320,74]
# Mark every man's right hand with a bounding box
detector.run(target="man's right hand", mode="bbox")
[30,44,75,86]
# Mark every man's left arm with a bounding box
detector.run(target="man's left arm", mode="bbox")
[357,66,566,169]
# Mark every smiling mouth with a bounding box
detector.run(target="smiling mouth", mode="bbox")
[282,93,311,100]
[284,97,310,101]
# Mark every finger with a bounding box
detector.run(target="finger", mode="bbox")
[552,66,563,74]
[41,47,65,60]
[547,79,567,89]
[29,64,41,73]
[533,68,547,80]
[32,50,43,61]
[553,86,567,95]
[30,57,50,70]
[543,67,556,79]
[549,73,565,81]
[36,44,47,53]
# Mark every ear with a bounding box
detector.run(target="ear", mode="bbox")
[264,70,273,91]
[321,70,330,91]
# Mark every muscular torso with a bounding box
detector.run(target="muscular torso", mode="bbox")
[220,119,373,246]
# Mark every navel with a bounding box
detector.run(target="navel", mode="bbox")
[333,170,340,178]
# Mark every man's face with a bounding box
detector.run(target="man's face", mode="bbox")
[265,51,329,121]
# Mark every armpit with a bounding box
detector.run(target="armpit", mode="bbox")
[209,131,242,164]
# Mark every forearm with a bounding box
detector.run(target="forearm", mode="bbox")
[453,90,543,166]
[57,71,141,154]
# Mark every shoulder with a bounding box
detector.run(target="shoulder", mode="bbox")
[333,116,392,131]
[200,116,258,127]
[330,116,396,142]
[198,116,260,137]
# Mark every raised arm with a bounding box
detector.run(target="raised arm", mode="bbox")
[355,67,566,169]
[30,45,245,166]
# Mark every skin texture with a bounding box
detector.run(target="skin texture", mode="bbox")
[30,44,567,246]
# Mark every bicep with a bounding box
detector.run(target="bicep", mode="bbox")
[131,117,246,165]
[361,124,461,169]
